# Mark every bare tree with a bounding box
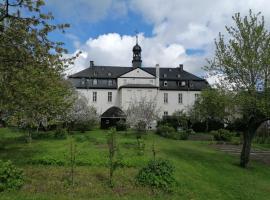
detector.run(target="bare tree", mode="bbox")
[126,96,160,132]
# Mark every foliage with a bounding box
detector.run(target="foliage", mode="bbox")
[205,10,270,167]
[0,0,77,134]
[66,94,98,133]
[54,128,68,140]
[211,129,235,142]
[156,124,190,140]
[136,159,175,192]
[172,110,189,130]
[189,88,232,132]
[0,160,24,192]
[126,97,160,132]
[115,120,127,131]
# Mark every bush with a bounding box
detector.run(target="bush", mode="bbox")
[116,120,127,131]
[54,128,68,139]
[0,160,24,192]
[72,121,95,133]
[156,125,190,140]
[136,159,175,192]
[178,131,189,140]
[29,156,65,166]
[156,124,175,138]
[211,129,235,142]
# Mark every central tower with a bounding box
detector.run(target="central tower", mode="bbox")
[132,35,142,68]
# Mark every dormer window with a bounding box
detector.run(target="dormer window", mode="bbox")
[164,81,168,86]
[169,69,172,72]
[108,72,112,76]
[81,78,86,85]
[93,71,97,76]
[108,79,113,86]
[177,74,181,78]
[164,74,167,78]
[93,79,97,85]
[181,81,186,86]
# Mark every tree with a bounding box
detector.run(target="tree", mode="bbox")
[206,10,270,168]
[190,88,233,132]
[66,94,98,132]
[0,0,79,137]
[126,96,160,133]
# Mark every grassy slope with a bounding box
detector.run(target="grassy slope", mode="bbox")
[0,128,269,200]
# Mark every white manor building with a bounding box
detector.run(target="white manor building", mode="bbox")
[68,40,208,122]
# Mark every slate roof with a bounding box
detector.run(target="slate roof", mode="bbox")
[68,66,208,91]
[100,106,126,118]
[68,66,204,81]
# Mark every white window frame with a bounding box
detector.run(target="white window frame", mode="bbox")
[164,111,168,116]
[108,92,112,102]
[178,93,183,104]
[164,93,168,104]
[93,91,97,102]
[93,79,98,85]
[108,79,113,86]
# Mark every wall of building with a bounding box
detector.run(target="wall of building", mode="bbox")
[120,88,159,110]
[77,89,119,115]
[78,88,201,117]
[157,90,200,116]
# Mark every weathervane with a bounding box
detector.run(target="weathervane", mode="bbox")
[135,29,138,44]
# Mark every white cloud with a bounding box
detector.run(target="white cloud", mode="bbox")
[64,0,270,80]
[66,33,205,77]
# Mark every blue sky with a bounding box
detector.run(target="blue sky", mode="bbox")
[40,0,270,80]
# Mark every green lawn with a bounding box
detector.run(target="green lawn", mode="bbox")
[0,128,269,200]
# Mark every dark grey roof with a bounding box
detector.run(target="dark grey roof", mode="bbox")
[101,106,126,118]
[119,84,159,89]
[68,66,208,91]
[68,66,204,81]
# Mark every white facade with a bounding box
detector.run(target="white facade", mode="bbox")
[77,67,201,117]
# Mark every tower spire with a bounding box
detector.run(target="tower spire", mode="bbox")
[132,31,142,68]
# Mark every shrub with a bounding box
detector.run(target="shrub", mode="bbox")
[178,130,189,140]
[156,124,175,138]
[136,159,175,192]
[29,156,65,166]
[0,160,24,192]
[156,125,190,140]
[211,129,234,142]
[72,121,95,133]
[54,128,68,139]
[116,120,127,131]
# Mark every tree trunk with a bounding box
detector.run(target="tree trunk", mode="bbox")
[240,130,252,168]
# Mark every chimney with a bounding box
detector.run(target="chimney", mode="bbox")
[179,64,183,71]
[155,64,160,87]
[90,61,94,67]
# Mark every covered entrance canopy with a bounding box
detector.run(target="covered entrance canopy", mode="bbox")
[100,106,126,129]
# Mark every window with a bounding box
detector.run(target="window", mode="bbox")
[108,79,113,86]
[164,111,168,116]
[93,91,97,102]
[93,79,97,85]
[177,74,181,78]
[164,93,168,104]
[164,81,168,86]
[108,92,112,102]
[178,93,183,104]
[108,72,112,76]
[164,74,167,78]
[195,93,200,100]
[181,81,186,86]
[81,78,86,86]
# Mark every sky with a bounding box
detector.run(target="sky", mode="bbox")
[43,0,270,81]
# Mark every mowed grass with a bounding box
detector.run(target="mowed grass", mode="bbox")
[0,128,270,200]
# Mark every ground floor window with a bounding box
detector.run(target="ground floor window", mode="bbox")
[93,91,97,102]
[108,92,112,102]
